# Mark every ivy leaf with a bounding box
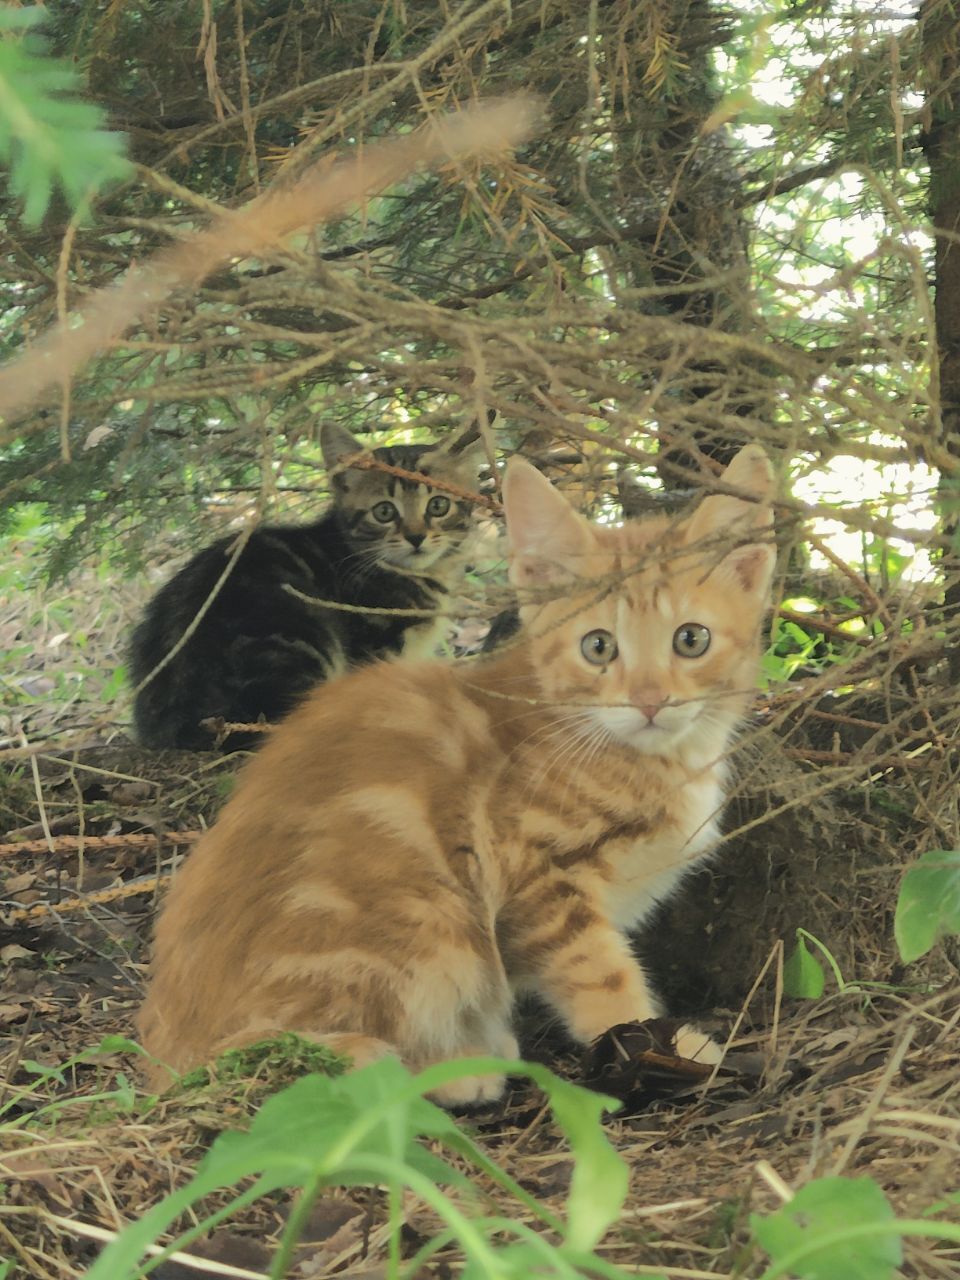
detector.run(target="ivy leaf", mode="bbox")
[752,1176,902,1280]
[783,934,825,998]
[894,849,960,963]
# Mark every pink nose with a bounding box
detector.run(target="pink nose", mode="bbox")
[632,689,667,722]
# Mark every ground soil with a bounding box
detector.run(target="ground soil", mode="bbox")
[1,715,958,1279]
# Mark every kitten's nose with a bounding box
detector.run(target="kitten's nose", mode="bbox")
[631,688,667,722]
[406,532,426,550]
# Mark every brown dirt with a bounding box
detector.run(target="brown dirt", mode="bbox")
[1,725,958,1279]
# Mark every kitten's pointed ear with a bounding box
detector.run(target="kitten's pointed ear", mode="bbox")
[502,457,592,587]
[320,423,366,472]
[722,443,775,505]
[443,409,498,471]
[686,445,776,596]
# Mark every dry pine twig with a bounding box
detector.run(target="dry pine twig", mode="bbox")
[0,832,200,858]
[2,873,166,924]
[0,97,542,432]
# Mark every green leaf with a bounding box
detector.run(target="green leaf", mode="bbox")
[496,1061,626,1253]
[0,6,131,225]
[90,1034,145,1057]
[20,1058,65,1083]
[783,934,826,998]
[753,1176,902,1280]
[541,1074,627,1253]
[894,849,960,963]
[197,1059,448,1189]
[81,1058,467,1279]
[921,1190,960,1218]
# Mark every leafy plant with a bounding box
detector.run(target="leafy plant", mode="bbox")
[753,1174,960,1280]
[782,928,829,998]
[782,928,857,998]
[754,1176,902,1279]
[784,848,960,1000]
[0,6,130,224]
[83,1053,647,1280]
[1,1034,140,1130]
[894,849,960,963]
[760,613,858,685]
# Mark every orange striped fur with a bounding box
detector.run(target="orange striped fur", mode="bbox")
[138,446,776,1104]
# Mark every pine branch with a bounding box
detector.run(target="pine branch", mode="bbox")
[0,7,130,226]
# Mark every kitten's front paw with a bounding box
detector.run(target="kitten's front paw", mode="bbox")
[428,1071,506,1109]
[674,1024,723,1064]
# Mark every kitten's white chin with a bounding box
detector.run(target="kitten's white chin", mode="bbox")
[592,706,699,756]
[381,545,448,571]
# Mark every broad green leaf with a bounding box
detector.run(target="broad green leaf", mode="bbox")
[895,850,960,963]
[197,1059,447,1188]
[752,1176,902,1280]
[412,1053,626,1250]
[514,1063,627,1253]
[783,934,825,998]
[91,1034,144,1056]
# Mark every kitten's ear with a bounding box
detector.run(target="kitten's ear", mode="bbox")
[721,443,775,505]
[443,410,498,472]
[320,423,367,472]
[686,445,776,596]
[503,457,592,587]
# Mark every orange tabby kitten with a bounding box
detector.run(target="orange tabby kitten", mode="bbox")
[138,445,775,1105]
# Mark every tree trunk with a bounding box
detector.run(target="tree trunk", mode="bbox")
[920,0,960,680]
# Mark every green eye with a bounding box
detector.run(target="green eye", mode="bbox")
[426,494,451,517]
[371,501,398,524]
[580,629,618,666]
[673,623,711,658]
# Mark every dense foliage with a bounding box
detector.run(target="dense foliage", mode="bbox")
[0,0,953,588]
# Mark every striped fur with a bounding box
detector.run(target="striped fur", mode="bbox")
[129,423,484,749]
[138,446,776,1103]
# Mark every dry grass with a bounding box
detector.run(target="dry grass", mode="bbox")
[1,543,958,1279]
[1,959,958,1277]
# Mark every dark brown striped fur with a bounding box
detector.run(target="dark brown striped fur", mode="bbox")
[129,423,484,750]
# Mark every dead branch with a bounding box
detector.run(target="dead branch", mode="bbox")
[0,97,542,434]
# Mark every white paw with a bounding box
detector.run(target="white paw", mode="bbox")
[492,1031,520,1060]
[428,1071,506,1109]
[674,1025,723,1064]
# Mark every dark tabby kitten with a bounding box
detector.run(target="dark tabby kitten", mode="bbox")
[130,423,485,750]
